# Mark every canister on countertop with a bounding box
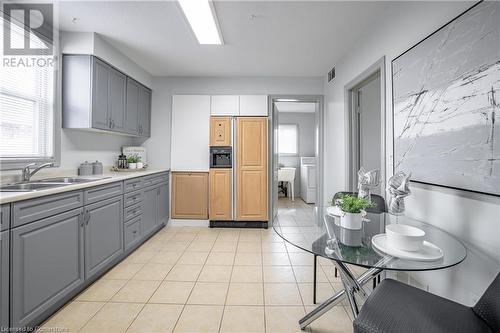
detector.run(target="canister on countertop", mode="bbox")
[92,160,103,175]
[78,161,93,176]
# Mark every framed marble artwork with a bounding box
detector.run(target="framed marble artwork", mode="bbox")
[392,1,500,196]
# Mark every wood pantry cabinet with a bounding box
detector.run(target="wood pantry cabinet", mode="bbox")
[171,172,209,219]
[209,169,232,220]
[210,117,232,146]
[236,117,268,221]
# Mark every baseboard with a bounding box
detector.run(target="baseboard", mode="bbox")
[168,219,209,227]
[210,220,268,229]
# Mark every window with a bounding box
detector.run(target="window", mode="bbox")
[0,11,57,170]
[278,124,298,155]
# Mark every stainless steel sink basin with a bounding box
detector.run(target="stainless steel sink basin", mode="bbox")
[38,177,109,183]
[0,182,70,192]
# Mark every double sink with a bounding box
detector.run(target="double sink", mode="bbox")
[0,177,110,192]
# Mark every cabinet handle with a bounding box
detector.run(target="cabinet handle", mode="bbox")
[79,211,84,227]
[108,117,112,128]
[85,210,90,225]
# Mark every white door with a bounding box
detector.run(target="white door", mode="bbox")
[171,95,210,171]
[354,74,382,193]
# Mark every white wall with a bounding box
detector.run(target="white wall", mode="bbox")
[141,76,324,169]
[279,112,316,197]
[323,1,500,305]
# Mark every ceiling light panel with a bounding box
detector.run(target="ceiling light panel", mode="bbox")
[178,0,222,45]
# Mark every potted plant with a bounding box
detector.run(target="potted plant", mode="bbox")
[335,195,373,230]
[127,155,139,169]
[136,156,144,169]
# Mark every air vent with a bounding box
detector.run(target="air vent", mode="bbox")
[328,66,336,83]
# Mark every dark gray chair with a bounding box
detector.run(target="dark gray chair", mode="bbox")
[313,192,386,303]
[353,273,500,333]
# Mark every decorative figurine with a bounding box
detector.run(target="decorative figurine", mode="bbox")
[387,171,411,215]
[357,167,381,201]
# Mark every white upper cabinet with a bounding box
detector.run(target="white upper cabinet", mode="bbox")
[211,95,240,116]
[239,95,268,116]
[171,95,210,171]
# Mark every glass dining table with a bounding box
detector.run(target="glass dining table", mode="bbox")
[273,206,467,330]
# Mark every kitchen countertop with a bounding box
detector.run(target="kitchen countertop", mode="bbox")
[0,169,170,204]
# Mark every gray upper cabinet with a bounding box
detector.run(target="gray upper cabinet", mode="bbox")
[1,231,9,330]
[125,78,140,134]
[138,86,152,137]
[108,68,127,132]
[11,208,85,328]
[63,54,151,137]
[84,196,123,280]
[91,57,111,130]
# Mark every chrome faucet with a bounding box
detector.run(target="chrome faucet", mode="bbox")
[22,162,54,182]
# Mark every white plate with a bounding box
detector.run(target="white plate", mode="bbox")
[371,234,443,261]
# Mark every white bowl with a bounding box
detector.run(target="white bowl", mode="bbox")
[386,224,425,252]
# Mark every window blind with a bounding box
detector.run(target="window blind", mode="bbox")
[278,124,298,155]
[0,14,55,160]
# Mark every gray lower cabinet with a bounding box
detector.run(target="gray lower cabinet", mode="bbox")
[142,180,169,237]
[142,186,158,237]
[1,204,9,231]
[157,181,169,225]
[84,196,124,280]
[11,208,85,328]
[124,217,142,251]
[1,230,9,330]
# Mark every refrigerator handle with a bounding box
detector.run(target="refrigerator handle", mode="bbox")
[232,117,236,220]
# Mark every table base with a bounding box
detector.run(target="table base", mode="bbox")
[299,262,382,330]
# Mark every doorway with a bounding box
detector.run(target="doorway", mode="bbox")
[345,57,386,195]
[269,96,324,223]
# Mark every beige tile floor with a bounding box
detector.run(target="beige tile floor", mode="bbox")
[40,198,353,333]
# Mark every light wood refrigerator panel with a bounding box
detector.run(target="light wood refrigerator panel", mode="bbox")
[209,169,232,220]
[171,172,209,219]
[210,117,231,146]
[171,95,210,171]
[236,117,268,221]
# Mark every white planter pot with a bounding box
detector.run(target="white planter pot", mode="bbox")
[137,162,144,169]
[340,212,363,230]
[129,163,137,169]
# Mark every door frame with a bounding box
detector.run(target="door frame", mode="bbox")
[344,56,386,197]
[268,95,324,224]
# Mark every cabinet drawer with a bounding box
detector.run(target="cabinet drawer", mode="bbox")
[1,204,9,231]
[143,173,169,188]
[124,190,142,207]
[12,191,84,228]
[124,217,142,251]
[84,181,123,204]
[124,178,143,192]
[124,202,142,222]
